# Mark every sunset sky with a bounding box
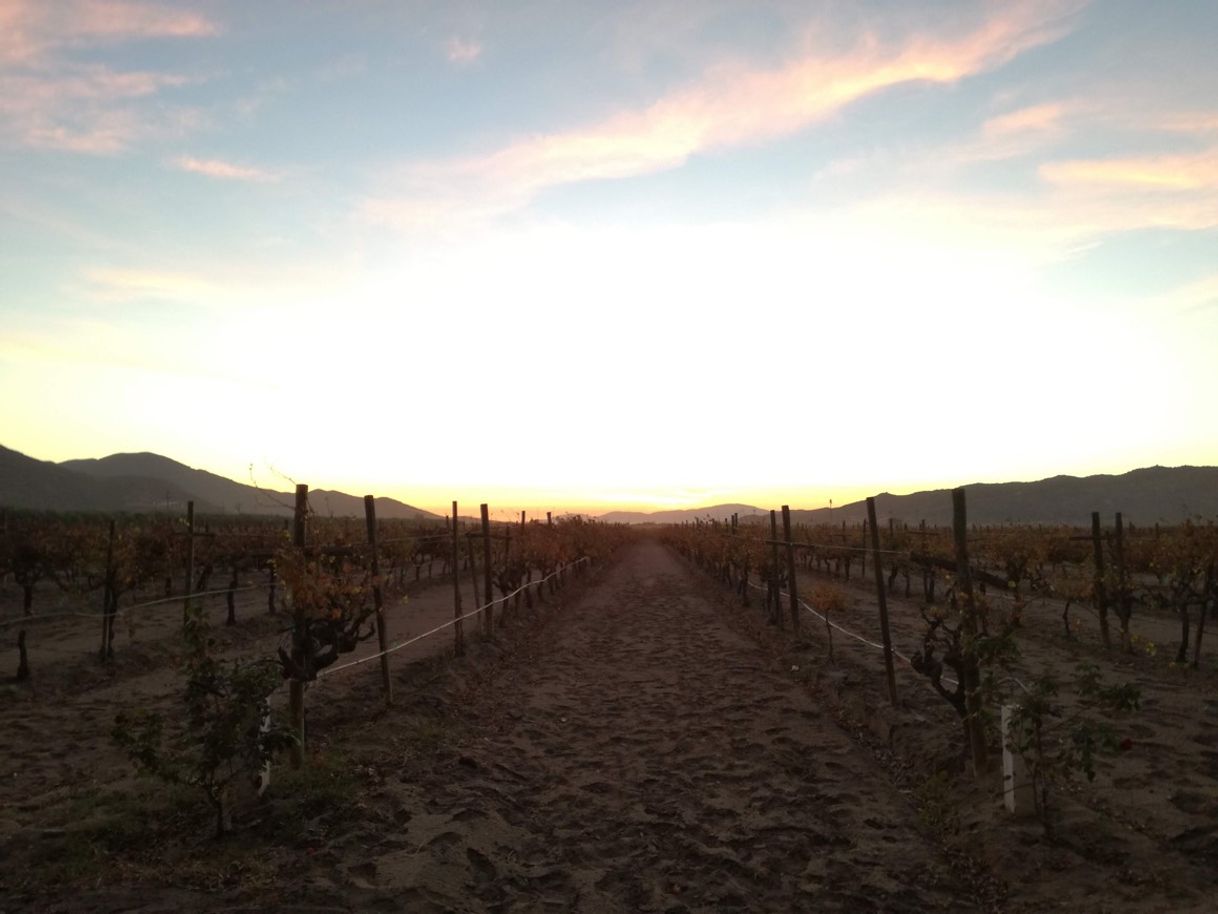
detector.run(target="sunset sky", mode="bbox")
[2,0,1216,517]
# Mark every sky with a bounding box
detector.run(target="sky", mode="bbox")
[1,0,1216,518]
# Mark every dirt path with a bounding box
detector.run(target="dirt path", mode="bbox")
[318,540,973,912]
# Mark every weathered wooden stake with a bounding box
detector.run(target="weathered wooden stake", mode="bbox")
[1091,511,1111,650]
[782,506,800,633]
[289,484,307,769]
[16,629,29,682]
[225,567,239,626]
[1001,705,1035,817]
[364,495,394,704]
[481,504,494,636]
[769,510,782,627]
[183,500,195,626]
[100,518,116,661]
[451,501,464,655]
[866,497,898,706]
[1113,512,1130,652]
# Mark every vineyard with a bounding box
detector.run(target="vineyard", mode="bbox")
[663,490,1218,909]
[2,486,1217,911]
[0,489,631,896]
[0,494,625,690]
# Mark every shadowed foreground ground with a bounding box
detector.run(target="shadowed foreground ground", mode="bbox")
[16,540,975,912]
[317,539,973,912]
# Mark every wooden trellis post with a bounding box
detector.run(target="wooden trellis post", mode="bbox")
[782,506,799,632]
[363,495,393,704]
[866,497,898,706]
[451,501,464,655]
[289,484,307,769]
[16,629,29,681]
[99,518,116,661]
[769,510,781,627]
[1091,511,1111,650]
[183,501,195,625]
[481,504,494,636]
[1113,512,1130,652]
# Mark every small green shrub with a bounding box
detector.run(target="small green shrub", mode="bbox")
[113,606,295,837]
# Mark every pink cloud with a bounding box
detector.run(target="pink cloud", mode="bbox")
[64,1,216,41]
[0,0,216,64]
[1153,113,1218,135]
[1040,150,1218,190]
[445,37,482,66]
[0,65,195,152]
[0,1,215,152]
[982,103,1068,138]
[172,155,280,182]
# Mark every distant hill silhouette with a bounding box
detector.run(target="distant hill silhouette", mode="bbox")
[598,504,768,525]
[594,466,1218,526]
[1,446,440,520]
[4,446,1213,525]
[789,466,1218,526]
[1,445,208,513]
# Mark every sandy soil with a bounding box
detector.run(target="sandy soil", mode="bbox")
[301,539,973,912]
[0,562,495,844]
[766,557,1218,913]
[4,537,1214,912]
[2,540,975,912]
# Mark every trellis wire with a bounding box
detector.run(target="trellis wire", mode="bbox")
[314,557,591,681]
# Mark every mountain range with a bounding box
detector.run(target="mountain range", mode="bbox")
[599,504,767,525]
[0,445,440,520]
[594,466,1218,526]
[2,446,1215,525]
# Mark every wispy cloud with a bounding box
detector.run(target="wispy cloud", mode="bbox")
[808,87,1218,257]
[834,172,1218,268]
[0,0,215,152]
[82,267,221,302]
[0,65,198,152]
[1169,274,1218,314]
[172,155,280,182]
[982,102,1068,139]
[445,36,482,66]
[364,1,1086,231]
[1041,149,1218,190]
[1153,113,1218,135]
[0,0,216,65]
[75,257,356,310]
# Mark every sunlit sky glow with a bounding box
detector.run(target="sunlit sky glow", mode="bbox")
[2,0,1216,516]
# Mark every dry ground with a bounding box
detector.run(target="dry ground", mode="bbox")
[2,537,1215,912]
[773,555,1218,913]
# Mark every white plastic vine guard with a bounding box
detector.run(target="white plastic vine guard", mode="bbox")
[1001,704,1035,818]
